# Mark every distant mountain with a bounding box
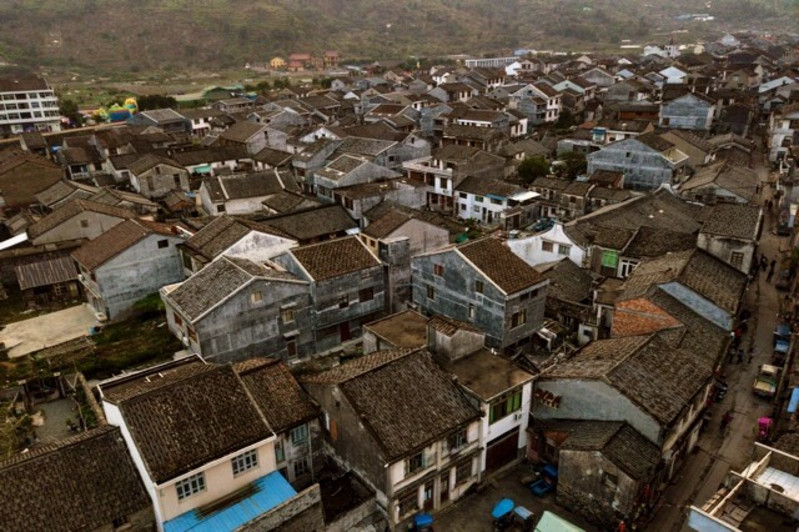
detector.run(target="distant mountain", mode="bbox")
[0,0,794,72]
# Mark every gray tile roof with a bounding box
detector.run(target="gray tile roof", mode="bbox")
[458,237,547,294]
[0,426,151,532]
[72,219,176,271]
[289,236,380,281]
[26,199,136,239]
[699,203,761,240]
[256,204,357,242]
[537,258,596,303]
[182,215,290,262]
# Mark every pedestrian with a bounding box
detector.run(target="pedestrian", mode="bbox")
[761,255,768,272]
[736,349,744,364]
[768,260,776,282]
[748,347,754,364]
[756,183,762,194]
[721,410,733,432]
[768,199,774,212]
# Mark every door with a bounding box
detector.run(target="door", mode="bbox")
[286,339,297,359]
[423,480,434,511]
[485,428,520,472]
[440,474,450,504]
[339,322,351,342]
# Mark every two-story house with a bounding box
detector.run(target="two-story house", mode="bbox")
[301,349,481,530]
[72,219,185,320]
[586,133,689,190]
[412,237,549,351]
[659,92,716,131]
[99,357,324,531]
[161,255,314,363]
[454,176,539,228]
[128,153,190,199]
[274,236,385,351]
[26,198,136,245]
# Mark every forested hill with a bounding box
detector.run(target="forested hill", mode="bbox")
[0,0,794,71]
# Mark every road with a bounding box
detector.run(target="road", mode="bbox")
[650,153,782,531]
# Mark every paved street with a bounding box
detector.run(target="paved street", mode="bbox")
[650,154,782,531]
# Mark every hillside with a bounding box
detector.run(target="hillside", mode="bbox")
[0,0,795,72]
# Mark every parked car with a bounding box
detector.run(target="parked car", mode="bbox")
[531,217,555,233]
[753,364,780,398]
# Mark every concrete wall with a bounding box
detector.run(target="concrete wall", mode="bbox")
[587,139,674,191]
[556,449,641,527]
[85,234,184,319]
[239,484,325,532]
[411,250,547,349]
[533,379,662,445]
[132,164,190,199]
[273,419,323,488]
[659,97,714,130]
[507,224,585,267]
[33,211,127,245]
[479,382,532,472]
[697,233,755,274]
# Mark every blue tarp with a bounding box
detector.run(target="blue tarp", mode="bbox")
[491,498,515,519]
[789,388,799,414]
[163,471,297,532]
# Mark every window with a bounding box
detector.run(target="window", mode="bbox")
[468,304,475,319]
[490,198,502,205]
[456,460,473,485]
[293,458,309,477]
[251,291,262,304]
[173,312,183,328]
[157,239,169,249]
[359,287,374,302]
[80,219,89,228]
[282,308,296,323]
[662,118,670,126]
[398,491,419,517]
[287,339,297,359]
[434,264,444,276]
[625,152,631,158]
[175,472,206,500]
[405,452,425,475]
[558,244,571,256]
[231,449,259,476]
[338,295,349,308]
[475,196,483,203]
[489,389,522,424]
[182,252,193,270]
[730,251,744,268]
[291,424,308,446]
[448,428,468,450]
[217,204,226,213]
[472,205,480,213]
[601,250,618,269]
[427,285,435,300]
[542,240,554,252]
[475,280,484,294]
[603,472,619,488]
[511,309,527,328]
[459,192,468,199]
[275,440,285,462]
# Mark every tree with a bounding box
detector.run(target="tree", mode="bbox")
[137,94,177,111]
[518,156,550,184]
[555,109,575,129]
[560,151,587,180]
[59,98,82,127]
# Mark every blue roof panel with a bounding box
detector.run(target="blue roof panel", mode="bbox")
[788,388,799,414]
[164,471,297,532]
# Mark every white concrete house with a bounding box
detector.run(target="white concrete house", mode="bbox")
[507,222,586,267]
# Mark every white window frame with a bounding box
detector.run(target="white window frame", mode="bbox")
[175,472,206,501]
[290,423,308,446]
[231,449,259,476]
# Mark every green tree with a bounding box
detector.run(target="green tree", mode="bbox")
[518,156,550,184]
[137,94,177,111]
[560,151,587,180]
[59,98,82,127]
[556,109,575,129]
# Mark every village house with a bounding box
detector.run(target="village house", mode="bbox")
[301,349,481,530]
[314,154,401,202]
[362,309,431,353]
[254,203,358,244]
[454,176,539,228]
[128,153,190,199]
[0,426,155,532]
[696,203,762,273]
[507,222,587,269]
[586,133,689,190]
[14,254,81,306]
[659,130,716,169]
[412,237,549,351]
[72,219,184,320]
[26,199,136,245]
[536,258,599,345]
[0,152,63,211]
[678,161,759,204]
[98,357,324,531]
[274,236,385,352]
[199,171,285,215]
[659,92,716,131]
[126,108,192,135]
[162,255,314,362]
[217,121,270,155]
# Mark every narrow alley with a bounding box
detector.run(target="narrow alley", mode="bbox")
[650,154,785,531]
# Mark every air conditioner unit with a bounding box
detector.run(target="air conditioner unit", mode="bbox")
[513,412,524,421]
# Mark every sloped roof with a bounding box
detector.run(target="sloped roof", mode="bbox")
[257,204,357,242]
[16,255,78,290]
[0,426,151,532]
[128,153,183,175]
[679,161,758,203]
[612,298,684,337]
[289,236,380,281]
[219,121,267,143]
[699,203,761,240]
[304,350,479,460]
[537,258,596,303]
[27,199,136,239]
[182,215,290,262]
[235,358,320,433]
[112,364,274,483]
[457,237,547,294]
[72,219,176,271]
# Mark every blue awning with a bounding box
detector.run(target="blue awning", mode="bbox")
[789,388,799,414]
[164,471,297,532]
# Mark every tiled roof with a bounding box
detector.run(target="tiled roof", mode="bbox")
[0,426,151,532]
[289,236,380,281]
[15,255,78,290]
[336,136,396,157]
[699,203,761,240]
[456,176,525,198]
[622,226,697,259]
[679,161,758,203]
[235,358,319,433]
[256,204,357,242]
[537,258,596,303]
[428,315,483,336]
[183,215,290,262]
[115,364,274,483]
[612,298,684,337]
[72,219,176,271]
[204,172,284,201]
[220,121,267,143]
[457,237,546,294]
[26,199,136,239]
[305,350,479,460]
[363,209,411,239]
[262,190,320,214]
[128,153,183,175]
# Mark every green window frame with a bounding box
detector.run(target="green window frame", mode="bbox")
[601,249,618,268]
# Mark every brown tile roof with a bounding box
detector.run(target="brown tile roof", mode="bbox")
[305,350,479,460]
[256,204,357,242]
[72,219,176,271]
[235,358,320,433]
[612,298,684,337]
[364,310,430,349]
[428,314,483,336]
[15,255,78,290]
[698,203,761,240]
[679,161,758,203]
[622,226,697,259]
[0,153,63,207]
[289,236,380,281]
[182,215,292,262]
[220,121,267,143]
[537,258,596,303]
[457,237,546,294]
[635,132,675,153]
[0,426,151,532]
[114,364,274,483]
[26,199,136,239]
[362,209,412,239]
